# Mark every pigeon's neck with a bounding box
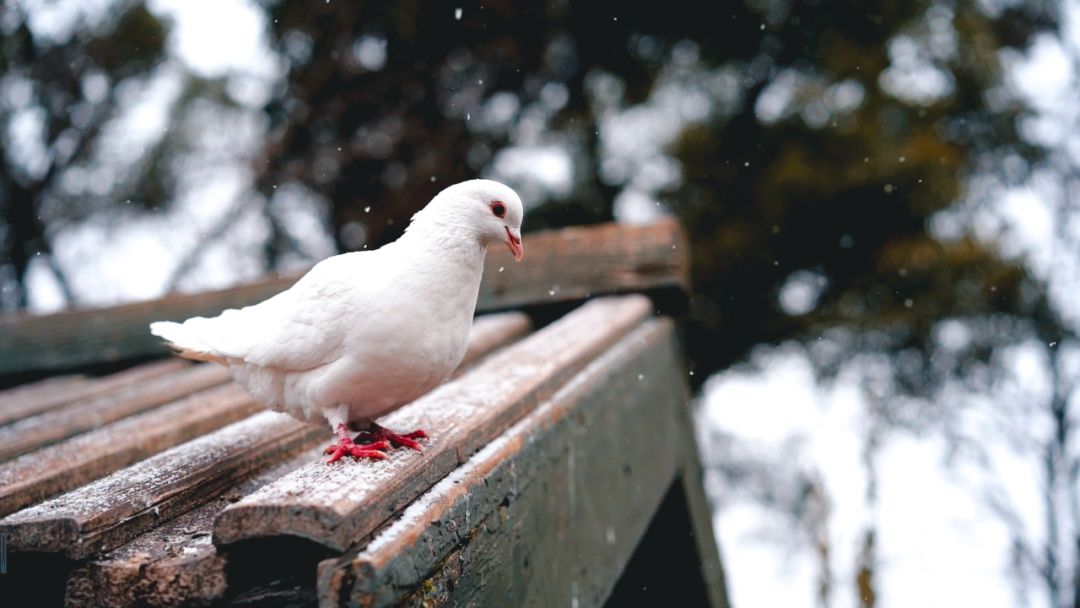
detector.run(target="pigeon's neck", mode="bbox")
[394,216,488,328]
[399,213,486,262]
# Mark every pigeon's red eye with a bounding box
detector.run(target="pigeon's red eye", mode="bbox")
[490,201,506,219]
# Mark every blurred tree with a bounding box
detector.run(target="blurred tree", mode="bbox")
[0,2,167,308]
[2,0,1077,603]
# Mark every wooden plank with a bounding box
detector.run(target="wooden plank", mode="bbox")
[477,218,689,311]
[0,311,530,518]
[0,311,529,519]
[0,383,260,517]
[64,445,327,608]
[0,374,91,418]
[0,411,323,559]
[212,295,653,551]
[0,220,686,375]
[456,312,531,371]
[0,277,295,376]
[0,363,231,462]
[674,390,733,608]
[0,311,533,559]
[0,312,531,606]
[0,360,188,427]
[316,319,720,607]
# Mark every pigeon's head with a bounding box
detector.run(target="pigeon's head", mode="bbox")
[423,179,525,261]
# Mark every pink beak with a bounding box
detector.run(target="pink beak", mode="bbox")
[506,227,524,262]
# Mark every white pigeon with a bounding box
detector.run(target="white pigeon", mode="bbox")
[150,179,525,463]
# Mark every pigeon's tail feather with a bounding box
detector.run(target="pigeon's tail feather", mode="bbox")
[149,320,228,363]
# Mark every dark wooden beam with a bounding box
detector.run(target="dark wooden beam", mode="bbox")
[0,219,687,376]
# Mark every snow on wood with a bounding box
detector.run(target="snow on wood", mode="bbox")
[0,383,260,517]
[0,411,323,559]
[65,446,327,608]
[0,363,231,462]
[212,295,653,552]
[0,359,187,426]
[316,319,726,607]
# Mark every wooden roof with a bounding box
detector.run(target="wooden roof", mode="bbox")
[0,220,728,607]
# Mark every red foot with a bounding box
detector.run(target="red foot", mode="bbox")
[355,423,428,451]
[325,424,391,464]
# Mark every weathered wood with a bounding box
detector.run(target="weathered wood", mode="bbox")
[455,312,531,371]
[0,276,295,377]
[65,445,327,608]
[0,374,91,419]
[478,218,689,311]
[212,295,652,551]
[0,359,187,427]
[316,319,724,607]
[673,388,732,608]
[0,411,323,559]
[0,311,529,521]
[0,383,260,517]
[0,220,686,375]
[0,363,230,462]
[39,312,532,606]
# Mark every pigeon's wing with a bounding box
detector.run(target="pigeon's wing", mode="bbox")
[184,252,369,371]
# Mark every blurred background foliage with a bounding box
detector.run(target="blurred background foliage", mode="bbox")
[0,0,1062,376]
[3,0,1080,604]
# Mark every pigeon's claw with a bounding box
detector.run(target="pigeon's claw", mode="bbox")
[325,424,391,463]
[357,424,428,451]
[324,436,389,464]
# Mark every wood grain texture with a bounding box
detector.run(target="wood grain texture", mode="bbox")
[0,220,686,375]
[316,319,723,607]
[65,445,327,608]
[49,313,532,607]
[0,359,187,427]
[212,295,653,551]
[0,383,261,517]
[0,277,295,376]
[478,217,688,311]
[0,411,324,559]
[0,363,230,462]
[455,312,531,371]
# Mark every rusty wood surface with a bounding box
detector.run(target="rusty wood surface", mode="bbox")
[0,220,686,376]
[316,318,723,607]
[65,445,327,608]
[212,295,653,551]
[0,359,187,427]
[0,411,324,559]
[0,363,231,462]
[0,383,261,517]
